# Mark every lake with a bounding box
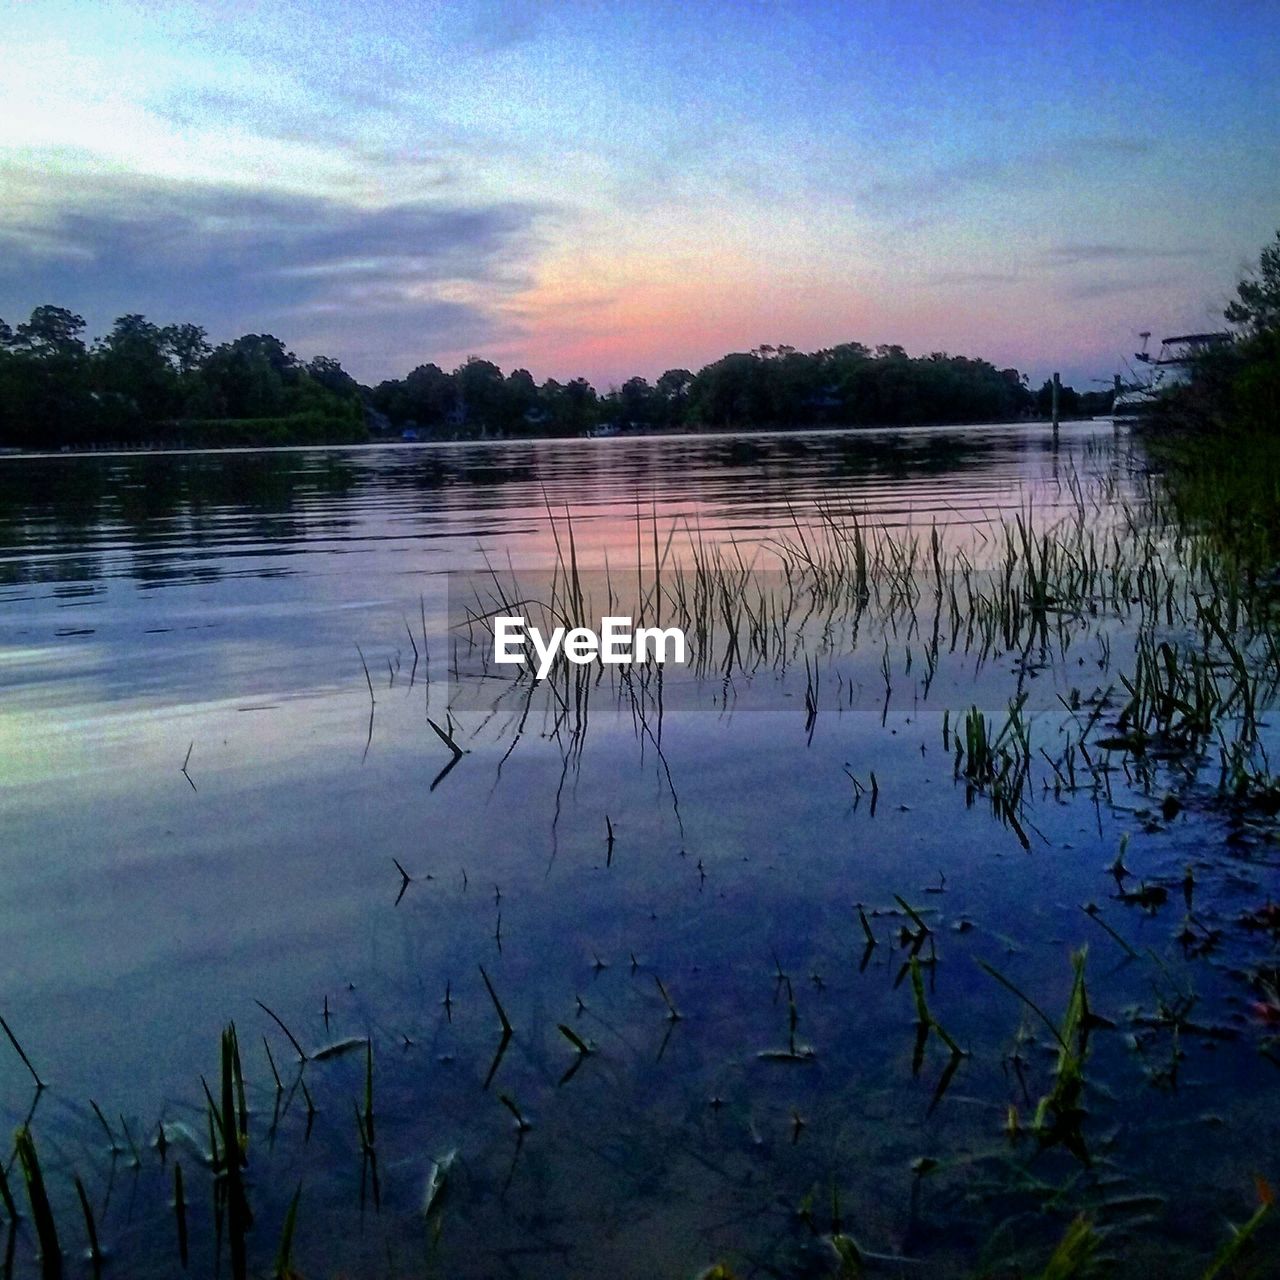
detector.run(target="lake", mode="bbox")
[2,421,1277,1278]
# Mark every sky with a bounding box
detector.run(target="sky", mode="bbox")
[1,0,1278,390]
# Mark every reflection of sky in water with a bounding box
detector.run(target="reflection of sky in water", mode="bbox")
[0,420,1135,1103]
[0,422,1121,714]
[7,422,1269,1277]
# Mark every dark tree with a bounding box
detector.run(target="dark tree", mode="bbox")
[1225,227,1280,337]
[162,323,211,376]
[15,305,87,356]
[656,368,693,426]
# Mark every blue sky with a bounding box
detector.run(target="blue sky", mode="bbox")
[1,0,1277,388]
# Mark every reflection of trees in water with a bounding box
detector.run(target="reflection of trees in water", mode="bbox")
[376,452,534,495]
[0,453,318,586]
[0,429,1032,588]
[578,429,1009,486]
[817,430,1009,480]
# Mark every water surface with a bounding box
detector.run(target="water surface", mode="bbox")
[2,422,1275,1278]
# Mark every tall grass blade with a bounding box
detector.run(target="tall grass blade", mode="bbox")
[1200,1177,1274,1279]
[73,1176,102,1273]
[0,1015,44,1090]
[273,1183,302,1280]
[15,1127,61,1276]
[173,1162,188,1270]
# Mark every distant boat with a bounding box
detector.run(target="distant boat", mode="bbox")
[1112,331,1230,419]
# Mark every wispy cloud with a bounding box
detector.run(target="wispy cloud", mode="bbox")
[857,135,1157,218]
[920,270,1022,287]
[1042,243,1207,267]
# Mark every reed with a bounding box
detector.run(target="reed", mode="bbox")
[255,1000,307,1063]
[856,904,876,948]
[273,1184,302,1280]
[73,1176,102,1272]
[15,1127,60,1274]
[0,1014,45,1091]
[981,950,1093,1163]
[1081,903,1138,959]
[908,955,965,1061]
[499,1094,530,1133]
[299,1075,316,1130]
[173,1162,188,1269]
[119,1114,141,1169]
[1201,1177,1274,1279]
[478,966,512,1035]
[263,1037,283,1092]
[654,975,682,1022]
[88,1101,119,1155]
[355,643,375,705]
[1038,1214,1099,1279]
[557,1023,593,1057]
[210,1024,251,1278]
[0,1155,16,1224]
[392,857,412,905]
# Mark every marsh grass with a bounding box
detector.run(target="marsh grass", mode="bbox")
[446,466,1279,872]
[15,1126,60,1274]
[1201,1177,1274,1279]
[0,1015,44,1092]
[1037,1214,1100,1279]
[173,1161,188,1269]
[87,1101,118,1156]
[73,1175,102,1272]
[272,1183,301,1280]
[981,950,1094,1164]
[199,1024,252,1278]
[908,955,965,1069]
[0,1152,17,1224]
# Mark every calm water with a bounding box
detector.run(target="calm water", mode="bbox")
[2,422,1276,1277]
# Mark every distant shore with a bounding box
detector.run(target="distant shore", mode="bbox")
[2,306,1113,453]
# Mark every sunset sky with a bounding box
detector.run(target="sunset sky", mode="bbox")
[2,0,1277,389]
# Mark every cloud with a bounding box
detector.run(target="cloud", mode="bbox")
[921,270,1022,287]
[857,134,1157,219]
[1062,276,1193,301]
[0,172,551,379]
[1042,243,1207,266]
[859,155,1012,214]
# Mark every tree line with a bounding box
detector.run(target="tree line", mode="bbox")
[0,309,363,450]
[0,305,1107,450]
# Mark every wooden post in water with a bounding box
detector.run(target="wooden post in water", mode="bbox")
[1051,371,1061,439]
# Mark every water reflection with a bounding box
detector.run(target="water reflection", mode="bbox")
[0,423,1097,592]
[8,420,1222,1280]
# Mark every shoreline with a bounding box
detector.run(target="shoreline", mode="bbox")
[0,415,1113,462]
